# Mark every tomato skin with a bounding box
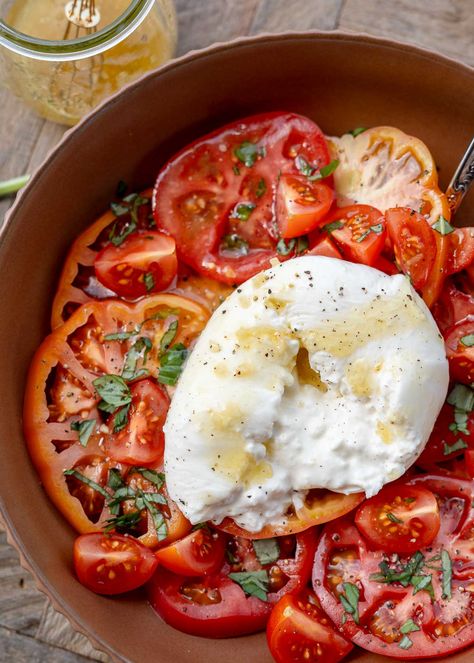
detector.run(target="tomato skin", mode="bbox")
[465,450,474,478]
[432,281,474,333]
[106,380,169,466]
[307,236,342,260]
[148,567,271,638]
[267,589,353,663]
[373,254,400,276]
[155,527,226,577]
[447,228,474,275]
[417,402,474,467]
[385,207,437,290]
[276,175,334,238]
[73,533,158,595]
[327,205,386,266]
[94,231,178,298]
[445,316,474,384]
[218,490,363,539]
[153,112,332,285]
[355,484,440,554]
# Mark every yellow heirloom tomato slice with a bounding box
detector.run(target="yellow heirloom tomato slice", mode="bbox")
[327,127,451,225]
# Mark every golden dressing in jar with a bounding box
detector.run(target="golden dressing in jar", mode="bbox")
[0,0,176,124]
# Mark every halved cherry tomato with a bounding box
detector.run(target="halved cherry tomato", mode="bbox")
[445,317,474,384]
[267,588,353,663]
[465,450,474,478]
[73,532,158,595]
[417,402,474,467]
[307,235,342,260]
[23,295,207,542]
[432,280,474,333]
[354,483,440,553]
[106,379,169,466]
[385,207,437,290]
[326,204,385,265]
[313,474,474,659]
[148,567,271,638]
[276,174,334,238]
[155,527,226,577]
[328,126,450,225]
[218,490,363,539]
[153,112,333,285]
[447,228,474,275]
[373,254,400,276]
[94,231,177,299]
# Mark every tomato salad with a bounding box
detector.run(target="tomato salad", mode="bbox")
[24,112,474,662]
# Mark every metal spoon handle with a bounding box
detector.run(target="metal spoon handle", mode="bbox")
[446,137,474,215]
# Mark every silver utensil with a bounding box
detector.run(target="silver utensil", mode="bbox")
[446,137,474,215]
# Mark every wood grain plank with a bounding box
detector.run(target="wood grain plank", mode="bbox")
[250,0,343,33]
[340,0,474,66]
[0,624,94,662]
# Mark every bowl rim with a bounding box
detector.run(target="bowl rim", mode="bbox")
[1,29,473,663]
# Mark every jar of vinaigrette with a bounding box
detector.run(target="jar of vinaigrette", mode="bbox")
[0,0,177,124]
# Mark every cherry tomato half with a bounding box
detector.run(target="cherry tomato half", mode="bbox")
[447,228,474,275]
[324,204,386,266]
[267,588,353,663]
[95,231,178,298]
[445,316,474,384]
[307,235,342,260]
[73,532,158,595]
[355,483,440,554]
[276,174,334,239]
[156,527,226,577]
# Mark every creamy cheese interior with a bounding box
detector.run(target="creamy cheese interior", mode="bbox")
[164,256,449,532]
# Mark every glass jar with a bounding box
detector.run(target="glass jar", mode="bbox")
[0,0,177,125]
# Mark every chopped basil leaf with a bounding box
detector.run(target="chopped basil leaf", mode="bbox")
[322,220,344,234]
[104,330,138,341]
[104,511,142,533]
[228,570,269,601]
[221,234,250,256]
[432,215,454,235]
[295,155,314,177]
[276,238,296,256]
[133,467,165,489]
[158,343,188,386]
[234,141,263,168]
[108,468,125,491]
[70,419,96,447]
[140,491,168,540]
[116,180,127,197]
[191,522,210,531]
[369,551,424,587]
[356,229,371,243]
[121,337,152,381]
[160,320,178,353]
[448,384,474,411]
[63,469,109,499]
[443,438,468,455]
[400,618,420,634]
[134,491,167,509]
[349,127,367,137]
[441,550,452,600]
[411,574,434,598]
[252,538,280,565]
[399,635,413,650]
[296,236,309,255]
[110,201,130,217]
[232,165,241,176]
[233,202,256,221]
[339,582,360,624]
[93,375,132,408]
[370,223,384,234]
[386,511,403,524]
[314,159,339,180]
[144,272,155,292]
[255,178,267,198]
[111,403,131,433]
[148,308,181,321]
[107,485,138,514]
[461,334,474,347]
[108,218,137,246]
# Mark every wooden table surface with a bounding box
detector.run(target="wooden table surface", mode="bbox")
[0,0,473,660]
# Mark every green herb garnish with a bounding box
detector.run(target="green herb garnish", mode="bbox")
[255,178,267,198]
[104,511,142,533]
[322,220,344,234]
[70,419,96,447]
[121,337,152,381]
[63,469,109,499]
[461,334,474,347]
[443,438,468,456]
[276,238,296,255]
[144,272,155,292]
[253,539,280,565]
[233,203,256,221]
[441,550,452,600]
[432,215,454,235]
[228,570,269,601]
[400,618,420,634]
[111,404,131,433]
[222,234,250,255]
[386,512,403,524]
[234,141,264,168]
[399,635,413,650]
[160,320,178,353]
[158,343,188,386]
[349,127,367,137]
[94,375,132,412]
[133,467,165,489]
[296,236,309,254]
[339,582,360,624]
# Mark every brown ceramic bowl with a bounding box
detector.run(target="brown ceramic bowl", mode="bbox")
[1,31,474,663]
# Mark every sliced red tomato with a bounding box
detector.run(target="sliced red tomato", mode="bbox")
[307,235,342,260]
[218,489,363,539]
[354,483,440,554]
[385,207,437,290]
[447,228,474,275]
[106,379,169,466]
[465,450,474,478]
[276,174,334,239]
[432,280,474,333]
[313,474,474,659]
[73,532,158,595]
[417,402,474,467]
[155,527,226,577]
[445,317,474,384]
[149,567,271,638]
[23,295,207,543]
[267,588,353,663]
[153,112,333,285]
[94,231,177,298]
[373,254,400,276]
[323,205,386,266]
